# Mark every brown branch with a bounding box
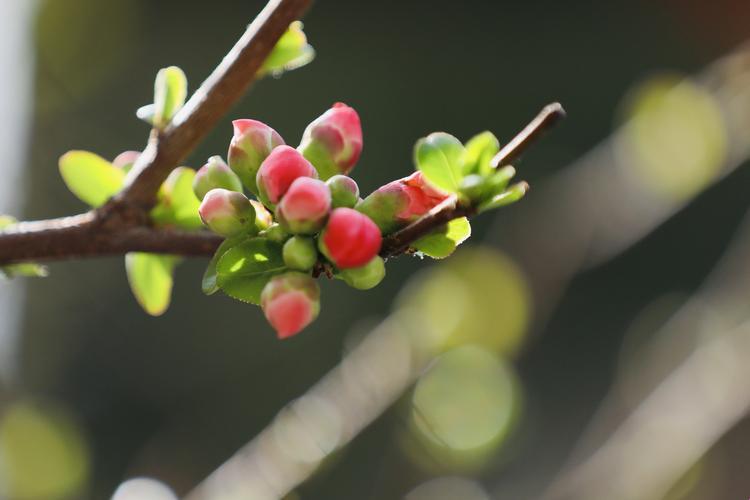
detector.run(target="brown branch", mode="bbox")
[0,0,311,266]
[380,102,566,258]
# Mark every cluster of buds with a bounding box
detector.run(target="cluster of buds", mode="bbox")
[194,101,529,339]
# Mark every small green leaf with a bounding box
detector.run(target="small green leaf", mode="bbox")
[1,263,49,279]
[478,182,530,213]
[463,131,500,175]
[136,104,155,125]
[0,215,18,230]
[59,151,125,207]
[150,167,202,229]
[153,66,187,129]
[202,235,249,295]
[415,132,465,193]
[125,252,179,316]
[260,21,315,76]
[216,238,286,304]
[413,217,472,259]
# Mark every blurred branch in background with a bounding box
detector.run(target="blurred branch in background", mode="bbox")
[494,42,750,324]
[541,209,750,500]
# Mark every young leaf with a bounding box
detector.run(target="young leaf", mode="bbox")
[414,132,465,193]
[478,182,530,213]
[0,215,17,229]
[59,151,125,207]
[412,217,471,259]
[216,238,286,304]
[202,235,249,295]
[259,21,315,76]
[1,263,49,279]
[463,131,500,175]
[125,252,179,316]
[150,167,203,229]
[152,66,187,129]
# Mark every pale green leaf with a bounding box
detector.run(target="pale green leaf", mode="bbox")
[153,66,187,128]
[415,132,465,193]
[59,151,125,207]
[216,238,286,304]
[150,167,202,229]
[202,235,249,295]
[125,252,179,316]
[1,263,49,279]
[260,21,315,76]
[413,217,471,259]
[0,215,18,230]
[478,182,530,213]
[463,131,500,175]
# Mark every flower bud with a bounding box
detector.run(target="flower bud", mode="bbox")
[228,119,285,194]
[193,156,243,200]
[339,255,385,290]
[298,102,362,180]
[356,171,450,234]
[264,223,290,244]
[260,272,320,339]
[198,188,255,237]
[326,175,359,209]
[112,151,140,172]
[318,208,381,269]
[250,200,273,230]
[275,177,331,234]
[283,236,318,271]
[256,145,318,208]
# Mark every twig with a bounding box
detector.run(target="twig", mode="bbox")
[0,0,311,265]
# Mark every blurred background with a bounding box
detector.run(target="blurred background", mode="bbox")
[1,0,750,498]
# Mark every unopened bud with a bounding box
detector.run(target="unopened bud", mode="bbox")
[193,156,243,200]
[339,255,385,290]
[260,272,320,339]
[326,175,359,209]
[256,145,318,208]
[275,177,331,234]
[228,119,285,194]
[283,236,318,271]
[112,151,140,173]
[318,208,382,269]
[198,188,255,237]
[250,200,273,230]
[298,102,362,180]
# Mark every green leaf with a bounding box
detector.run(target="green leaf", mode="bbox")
[478,182,529,213]
[413,217,471,259]
[0,215,18,230]
[202,235,249,295]
[59,151,125,207]
[260,21,315,76]
[216,238,286,304]
[1,263,49,279]
[463,131,500,175]
[125,252,179,316]
[153,66,187,129]
[150,167,202,229]
[415,132,465,193]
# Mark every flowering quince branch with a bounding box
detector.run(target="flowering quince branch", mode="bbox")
[0,0,564,336]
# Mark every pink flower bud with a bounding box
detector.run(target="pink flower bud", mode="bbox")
[228,119,285,194]
[356,171,450,234]
[298,102,363,180]
[198,188,255,237]
[276,177,331,234]
[256,145,318,208]
[193,155,243,200]
[260,272,320,339]
[326,174,359,209]
[318,208,381,269]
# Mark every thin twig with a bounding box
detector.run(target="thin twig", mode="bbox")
[491,102,565,168]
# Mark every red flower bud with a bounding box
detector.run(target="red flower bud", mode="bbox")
[228,119,285,194]
[260,272,320,339]
[256,145,318,208]
[319,208,382,269]
[198,188,255,237]
[356,171,450,234]
[193,155,243,200]
[275,177,331,234]
[298,102,362,180]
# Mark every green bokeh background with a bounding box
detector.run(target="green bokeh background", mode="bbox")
[7,0,750,498]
